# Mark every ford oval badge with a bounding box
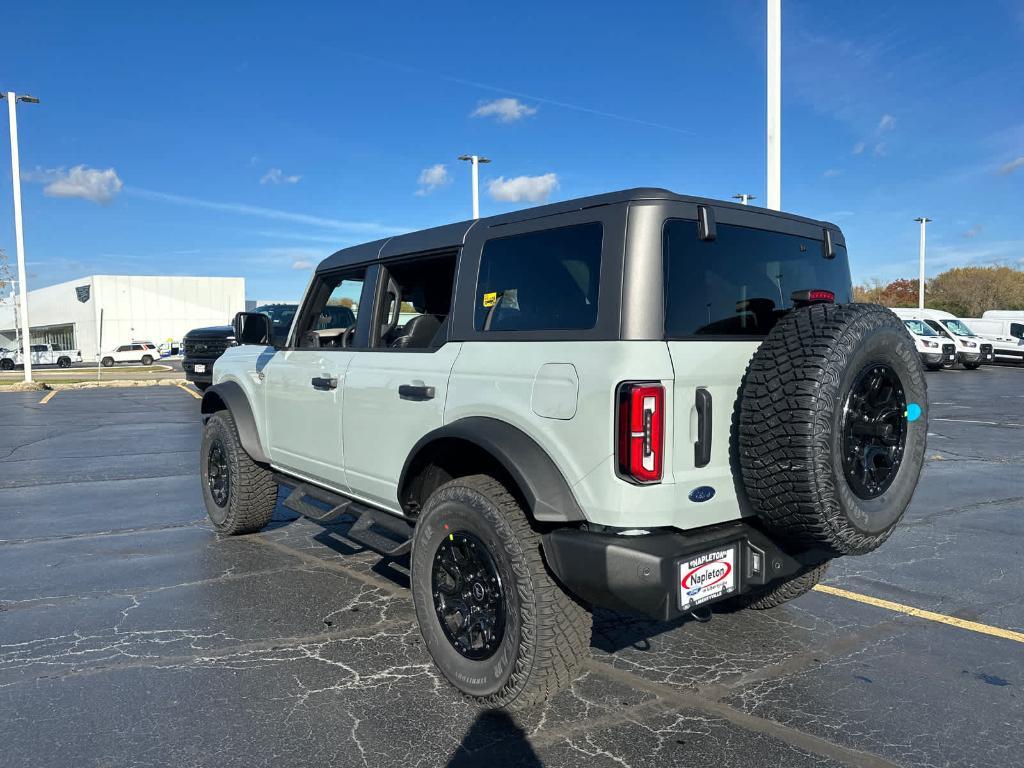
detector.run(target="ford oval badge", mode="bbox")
[688,486,716,503]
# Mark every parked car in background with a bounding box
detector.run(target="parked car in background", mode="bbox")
[961,313,1024,363]
[99,341,160,367]
[183,303,329,391]
[901,319,956,370]
[1,343,82,369]
[892,308,993,369]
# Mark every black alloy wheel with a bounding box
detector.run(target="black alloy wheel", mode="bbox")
[206,438,231,510]
[431,531,506,660]
[840,363,908,499]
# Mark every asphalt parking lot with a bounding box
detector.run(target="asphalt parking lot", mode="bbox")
[1,368,1021,768]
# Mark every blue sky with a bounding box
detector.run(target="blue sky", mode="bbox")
[1,1,1022,300]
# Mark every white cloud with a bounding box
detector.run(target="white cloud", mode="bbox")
[291,259,314,270]
[416,163,450,196]
[963,225,983,239]
[260,167,301,185]
[877,114,896,132]
[487,173,559,203]
[852,142,866,155]
[872,142,887,157]
[471,97,538,123]
[27,165,123,203]
[998,156,1024,175]
[823,168,843,178]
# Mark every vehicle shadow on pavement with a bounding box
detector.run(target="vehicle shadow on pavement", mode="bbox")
[445,709,542,767]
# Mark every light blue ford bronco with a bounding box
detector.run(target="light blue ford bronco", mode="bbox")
[199,189,926,707]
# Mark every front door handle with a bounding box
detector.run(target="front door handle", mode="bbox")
[311,376,338,391]
[398,383,435,401]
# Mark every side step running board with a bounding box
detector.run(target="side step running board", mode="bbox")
[278,478,414,557]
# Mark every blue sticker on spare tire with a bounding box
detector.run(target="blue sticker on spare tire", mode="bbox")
[906,403,922,422]
[688,486,716,503]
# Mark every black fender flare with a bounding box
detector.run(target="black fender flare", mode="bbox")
[200,380,269,464]
[398,417,585,523]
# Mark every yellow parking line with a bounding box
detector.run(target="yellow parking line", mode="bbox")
[814,584,1024,644]
[175,382,202,400]
[39,390,58,404]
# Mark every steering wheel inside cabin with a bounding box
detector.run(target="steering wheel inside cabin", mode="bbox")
[339,325,356,348]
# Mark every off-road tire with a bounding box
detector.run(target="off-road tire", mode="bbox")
[739,303,927,556]
[736,562,830,610]
[101,357,114,367]
[411,474,592,709]
[200,410,276,535]
[141,355,154,365]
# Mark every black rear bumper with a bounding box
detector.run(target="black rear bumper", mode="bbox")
[542,520,831,621]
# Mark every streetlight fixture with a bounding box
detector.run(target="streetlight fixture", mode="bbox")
[1,91,39,383]
[458,154,491,220]
[733,193,757,205]
[914,217,932,310]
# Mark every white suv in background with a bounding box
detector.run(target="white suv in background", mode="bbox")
[901,319,956,370]
[100,342,160,367]
[892,308,993,369]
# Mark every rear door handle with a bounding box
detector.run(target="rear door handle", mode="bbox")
[311,376,338,391]
[694,388,712,468]
[398,383,435,401]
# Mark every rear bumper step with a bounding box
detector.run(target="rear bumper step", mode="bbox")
[278,478,413,557]
[542,520,831,621]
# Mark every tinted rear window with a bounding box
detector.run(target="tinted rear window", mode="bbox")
[664,219,852,337]
[474,222,602,332]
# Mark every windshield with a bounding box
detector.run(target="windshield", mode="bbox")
[254,304,298,330]
[942,319,976,337]
[904,319,938,337]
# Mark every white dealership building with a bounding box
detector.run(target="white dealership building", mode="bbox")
[0,275,245,359]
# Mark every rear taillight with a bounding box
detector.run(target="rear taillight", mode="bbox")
[617,382,664,484]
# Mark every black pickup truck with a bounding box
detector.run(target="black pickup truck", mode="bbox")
[183,304,299,390]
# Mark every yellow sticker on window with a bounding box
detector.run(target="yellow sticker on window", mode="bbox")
[482,291,498,308]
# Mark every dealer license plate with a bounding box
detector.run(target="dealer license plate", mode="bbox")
[194,364,206,373]
[679,546,737,610]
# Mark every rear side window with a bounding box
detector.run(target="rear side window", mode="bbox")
[664,220,852,337]
[474,222,602,332]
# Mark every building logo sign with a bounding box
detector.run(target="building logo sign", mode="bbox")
[75,285,90,303]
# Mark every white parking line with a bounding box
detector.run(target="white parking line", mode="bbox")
[931,417,1023,427]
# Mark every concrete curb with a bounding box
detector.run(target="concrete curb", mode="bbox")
[3,378,190,393]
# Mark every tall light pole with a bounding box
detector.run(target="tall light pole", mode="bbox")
[733,193,757,205]
[914,217,932,309]
[2,92,39,383]
[766,0,781,211]
[458,154,491,219]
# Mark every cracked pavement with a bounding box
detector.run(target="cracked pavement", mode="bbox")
[1,369,1022,767]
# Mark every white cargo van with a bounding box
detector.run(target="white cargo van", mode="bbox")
[901,318,956,370]
[891,308,993,369]
[961,312,1024,362]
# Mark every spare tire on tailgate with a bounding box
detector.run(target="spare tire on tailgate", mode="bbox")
[738,303,926,556]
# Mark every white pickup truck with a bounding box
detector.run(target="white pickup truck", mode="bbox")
[0,343,83,370]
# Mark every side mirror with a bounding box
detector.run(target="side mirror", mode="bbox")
[233,312,273,346]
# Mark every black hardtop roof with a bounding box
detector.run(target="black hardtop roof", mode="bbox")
[317,187,841,273]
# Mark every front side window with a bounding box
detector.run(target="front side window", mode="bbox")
[664,219,852,337]
[296,271,365,349]
[1011,323,1024,340]
[474,222,603,332]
